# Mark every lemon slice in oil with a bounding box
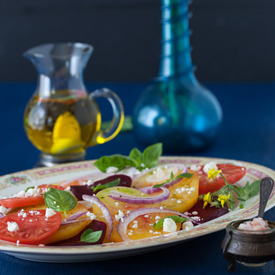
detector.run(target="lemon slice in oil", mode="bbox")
[51,112,83,154]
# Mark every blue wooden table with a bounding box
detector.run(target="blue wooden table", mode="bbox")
[0,82,275,274]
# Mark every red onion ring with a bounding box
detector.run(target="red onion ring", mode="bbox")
[138,177,183,194]
[61,218,89,225]
[65,211,87,222]
[132,164,188,188]
[117,207,199,241]
[108,187,170,204]
[82,195,113,240]
[78,200,93,209]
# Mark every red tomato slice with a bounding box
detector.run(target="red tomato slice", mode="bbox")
[0,209,62,244]
[197,164,246,195]
[38,184,64,191]
[0,185,64,208]
[0,196,44,208]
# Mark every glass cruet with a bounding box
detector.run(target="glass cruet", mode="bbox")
[24,42,124,166]
[133,0,222,153]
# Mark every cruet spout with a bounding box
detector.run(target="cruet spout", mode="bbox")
[23,43,93,78]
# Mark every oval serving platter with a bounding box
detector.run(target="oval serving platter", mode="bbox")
[0,156,274,263]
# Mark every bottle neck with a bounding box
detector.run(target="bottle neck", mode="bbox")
[158,0,194,80]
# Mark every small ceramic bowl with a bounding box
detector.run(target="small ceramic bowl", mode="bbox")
[221,219,275,272]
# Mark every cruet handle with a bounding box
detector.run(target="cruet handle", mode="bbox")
[89,88,124,145]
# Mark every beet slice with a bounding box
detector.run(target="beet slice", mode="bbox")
[94,174,132,188]
[50,220,107,246]
[70,174,132,200]
[188,198,229,223]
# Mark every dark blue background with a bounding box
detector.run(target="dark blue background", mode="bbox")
[0,82,275,274]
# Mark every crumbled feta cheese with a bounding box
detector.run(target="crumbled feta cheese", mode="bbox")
[128,232,133,236]
[182,221,194,231]
[203,162,218,174]
[25,187,39,197]
[149,230,153,233]
[115,210,125,221]
[14,190,25,198]
[115,202,119,206]
[192,216,201,221]
[144,215,149,218]
[132,223,138,229]
[7,221,19,232]
[163,218,177,233]
[65,187,71,191]
[187,191,191,194]
[16,240,20,246]
[86,180,93,186]
[192,211,198,215]
[127,210,130,214]
[86,212,97,221]
[189,187,195,192]
[155,216,161,220]
[0,206,8,215]
[45,208,56,218]
[190,165,201,171]
[106,166,119,173]
[133,221,138,224]
[177,200,182,204]
[160,207,163,210]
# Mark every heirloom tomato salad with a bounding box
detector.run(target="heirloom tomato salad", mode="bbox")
[0,144,260,247]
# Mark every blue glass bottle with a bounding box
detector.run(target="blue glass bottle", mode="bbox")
[133,0,223,153]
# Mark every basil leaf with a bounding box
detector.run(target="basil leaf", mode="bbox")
[153,216,188,231]
[43,187,77,215]
[143,143,162,168]
[80,229,103,243]
[129,148,144,167]
[175,173,193,180]
[91,178,120,192]
[94,154,137,172]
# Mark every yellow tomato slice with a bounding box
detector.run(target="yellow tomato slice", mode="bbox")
[93,187,162,243]
[23,203,90,244]
[162,170,199,213]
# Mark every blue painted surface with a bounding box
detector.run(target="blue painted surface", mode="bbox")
[0,82,275,274]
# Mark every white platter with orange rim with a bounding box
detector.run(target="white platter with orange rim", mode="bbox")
[0,156,274,263]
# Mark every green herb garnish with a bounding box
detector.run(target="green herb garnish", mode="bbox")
[91,178,121,192]
[153,216,188,231]
[94,143,163,172]
[25,186,35,192]
[200,173,261,210]
[43,187,77,215]
[80,229,102,243]
[153,172,193,188]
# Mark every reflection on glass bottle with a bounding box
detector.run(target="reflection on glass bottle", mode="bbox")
[133,0,222,153]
